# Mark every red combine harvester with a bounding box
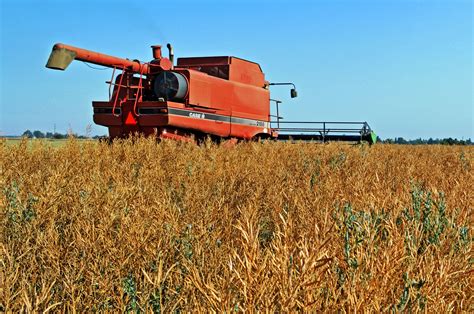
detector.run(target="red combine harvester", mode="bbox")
[45,43,376,144]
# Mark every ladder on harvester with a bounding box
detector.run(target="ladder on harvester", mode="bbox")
[106,64,147,118]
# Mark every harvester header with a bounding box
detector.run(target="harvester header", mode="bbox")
[45,42,376,143]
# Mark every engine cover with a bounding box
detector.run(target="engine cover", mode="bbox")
[153,71,188,100]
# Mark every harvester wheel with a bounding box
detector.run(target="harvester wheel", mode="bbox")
[98,136,112,144]
[252,134,271,142]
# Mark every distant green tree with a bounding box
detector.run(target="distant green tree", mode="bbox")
[22,130,33,138]
[33,130,45,138]
[53,133,66,139]
[441,138,456,145]
[395,137,408,144]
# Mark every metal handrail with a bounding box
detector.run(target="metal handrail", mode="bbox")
[111,66,126,117]
[133,63,148,117]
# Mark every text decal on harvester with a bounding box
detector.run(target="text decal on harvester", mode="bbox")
[189,112,205,119]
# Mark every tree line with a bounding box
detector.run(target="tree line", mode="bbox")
[20,130,472,145]
[377,137,472,145]
[21,130,101,140]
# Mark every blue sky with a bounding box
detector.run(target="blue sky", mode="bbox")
[0,0,472,139]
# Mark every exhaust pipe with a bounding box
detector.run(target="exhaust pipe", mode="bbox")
[167,43,174,68]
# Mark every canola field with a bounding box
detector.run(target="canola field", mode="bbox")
[1,138,472,311]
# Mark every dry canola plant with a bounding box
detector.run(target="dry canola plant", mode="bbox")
[0,138,472,311]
